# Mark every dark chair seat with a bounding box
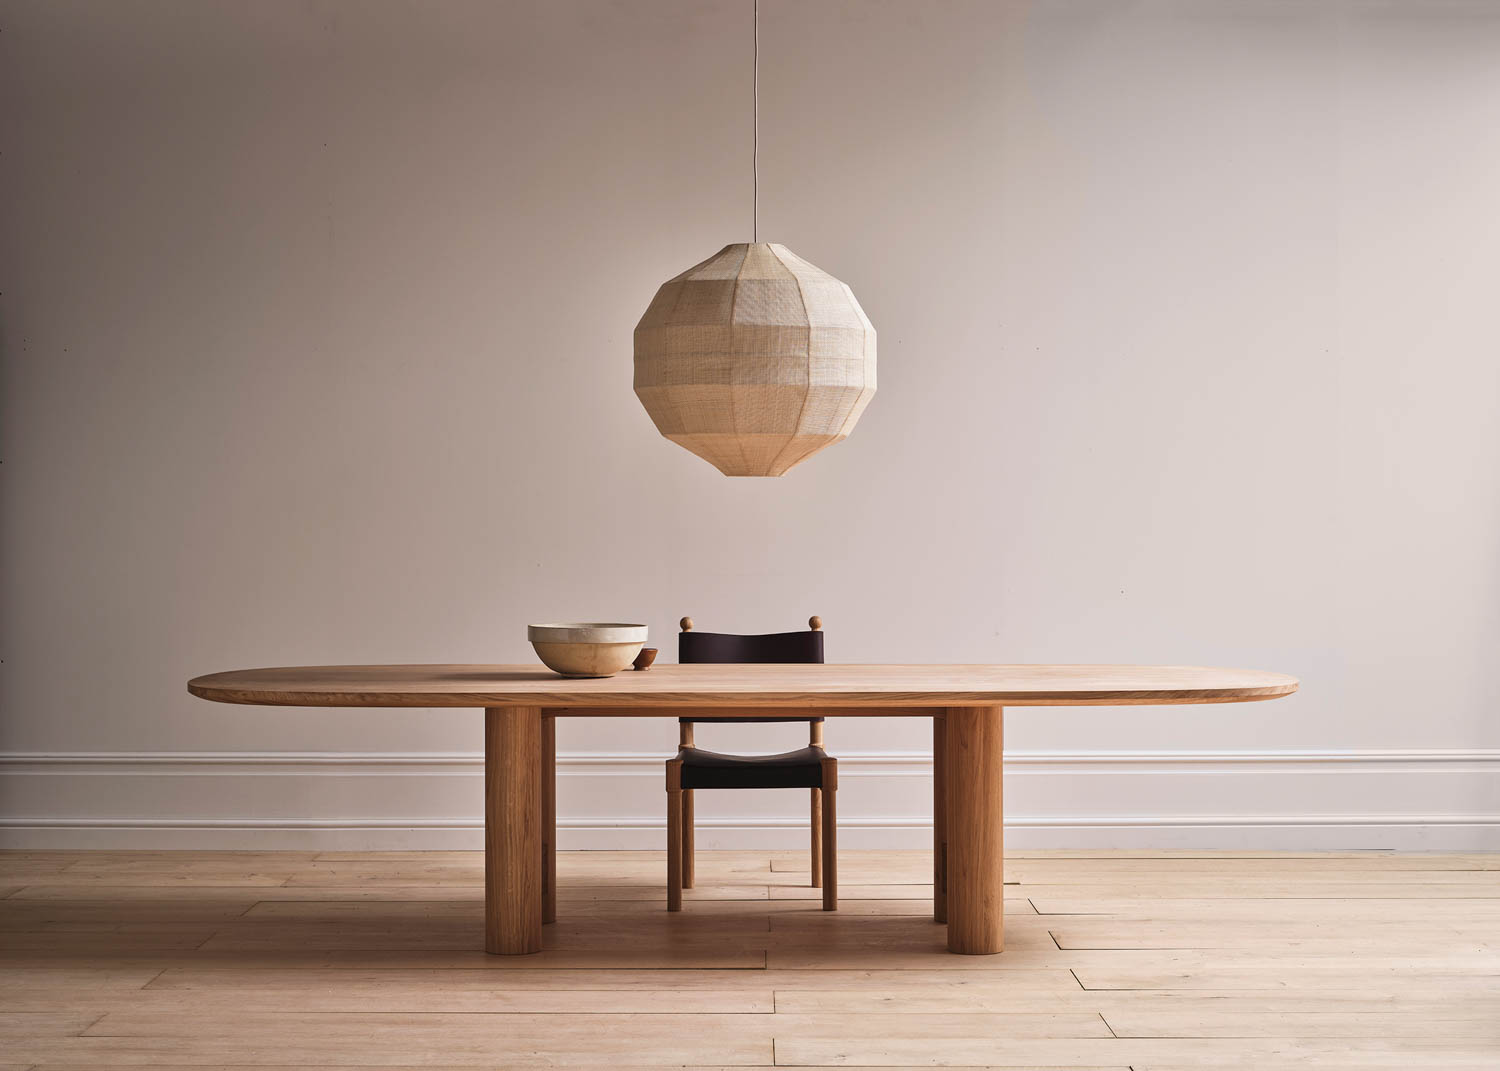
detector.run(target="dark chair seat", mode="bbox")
[677,745,827,790]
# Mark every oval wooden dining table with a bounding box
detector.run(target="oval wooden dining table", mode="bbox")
[187,663,1298,956]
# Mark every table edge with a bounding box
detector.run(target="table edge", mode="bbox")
[187,678,1299,709]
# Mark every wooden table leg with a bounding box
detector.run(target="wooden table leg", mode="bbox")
[485,705,542,954]
[945,706,1003,954]
[933,712,947,924]
[542,713,556,925]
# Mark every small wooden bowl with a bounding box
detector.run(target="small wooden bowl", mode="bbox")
[633,648,658,671]
[527,623,647,678]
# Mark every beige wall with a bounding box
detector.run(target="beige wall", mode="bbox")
[3,0,1498,848]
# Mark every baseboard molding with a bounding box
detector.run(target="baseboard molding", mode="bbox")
[8,747,1495,767]
[3,749,1497,850]
[4,812,1495,829]
[1,816,1495,851]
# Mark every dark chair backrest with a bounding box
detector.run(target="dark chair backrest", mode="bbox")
[680,630,823,666]
[678,616,823,725]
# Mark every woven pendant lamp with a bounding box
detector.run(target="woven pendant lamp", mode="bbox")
[634,243,876,476]
[631,3,876,477]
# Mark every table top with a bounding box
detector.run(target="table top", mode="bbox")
[187,663,1299,710]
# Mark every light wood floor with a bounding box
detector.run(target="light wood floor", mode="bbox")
[1,849,1498,1068]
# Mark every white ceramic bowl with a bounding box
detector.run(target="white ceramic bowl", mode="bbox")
[527,623,648,678]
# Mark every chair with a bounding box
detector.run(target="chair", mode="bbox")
[665,616,837,912]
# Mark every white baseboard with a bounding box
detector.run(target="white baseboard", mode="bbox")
[2,749,1497,850]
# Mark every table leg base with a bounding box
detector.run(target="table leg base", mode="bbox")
[485,706,543,955]
[944,706,1003,955]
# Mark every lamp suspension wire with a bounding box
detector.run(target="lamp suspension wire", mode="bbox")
[752,0,759,242]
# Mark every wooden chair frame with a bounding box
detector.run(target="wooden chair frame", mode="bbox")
[665,616,837,913]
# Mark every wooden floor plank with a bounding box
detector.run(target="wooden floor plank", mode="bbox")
[24,1067,787,1071]
[770,883,1026,901]
[1103,1011,1500,1039]
[1032,897,1500,919]
[6,885,491,902]
[0,900,257,926]
[1009,859,1500,876]
[774,1036,1500,1067]
[0,930,217,951]
[5,945,1494,973]
[6,1033,773,1066]
[1073,966,1500,991]
[80,1008,1112,1040]
[3,987,774,1014]
[1011,882,1500,899]
[772,851,1500,875]
[1048,920,1495,950]
[141,965,1085,993]
[560,883,774,901]
[771,987,1500,1016]
[22,872,292,889]
[0,860,75,881]
[0,1011,103,1038]
[237,897,941,919]
[1133,1066,1495,1071]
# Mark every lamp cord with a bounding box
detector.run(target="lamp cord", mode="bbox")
[753,0,759,243]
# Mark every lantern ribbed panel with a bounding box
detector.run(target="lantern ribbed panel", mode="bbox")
[634,243,876,476]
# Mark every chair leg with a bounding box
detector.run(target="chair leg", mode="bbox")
[666,760,683,912]
[810,787,823,888]
[820,756,837,911]
[682,789,695,889]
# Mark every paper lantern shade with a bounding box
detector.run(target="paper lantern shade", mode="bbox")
[633,243,876,476]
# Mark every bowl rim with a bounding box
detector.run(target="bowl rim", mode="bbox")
[527,623,648,643]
